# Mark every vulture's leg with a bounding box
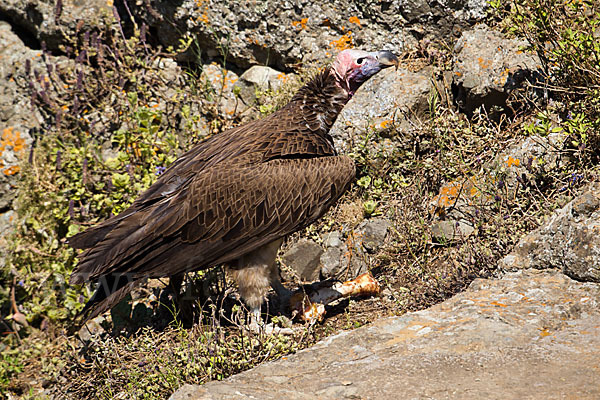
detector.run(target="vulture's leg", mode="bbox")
[168,272,193,322]
[227,239,293,334]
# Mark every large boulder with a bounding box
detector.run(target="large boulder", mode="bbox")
[329,66,433,152]
[501,183,600,282]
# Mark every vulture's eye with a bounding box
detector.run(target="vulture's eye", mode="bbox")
[356,57,365,65]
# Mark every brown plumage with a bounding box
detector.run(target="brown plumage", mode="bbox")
[69,49,399,325]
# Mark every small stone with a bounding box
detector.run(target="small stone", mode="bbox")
[282,239,323,282]
[431,219,475,242]
[358,218,390,252]
[77,316,106,342]
[323,231,342,248]
[235,66,288,106]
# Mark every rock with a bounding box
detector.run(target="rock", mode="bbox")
[452,24,543,116]
[234,66,292,106]
[77,316,106,342]
[200,62,241,120]
[0,0,112,51]
[169,268,600,399]
[357,218,390,252]
[136,0,488,70]
[0,21,41,210]
[320,231,344,278]
[0,210,16,270]
[320,246,344,279]
[500,183,600,282]
[281,239,323,282]
[319,221,390,280]
[169,384,209,400]
[319,229,372,280]
[431,219,475,242]
[240,66,285,89]
[329,66,432,152]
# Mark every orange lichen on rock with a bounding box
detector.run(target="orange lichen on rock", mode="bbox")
[0,127,26,154]
[292,18,308,30]
[1,128,27,176]
[477,57,492,69]
[330,31,353,51]
[379,119,393,129]
[348,16,361,26]
[3,165,20,176]
[506,156,520,167]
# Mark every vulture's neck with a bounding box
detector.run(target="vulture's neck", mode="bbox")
[289,69,349,136]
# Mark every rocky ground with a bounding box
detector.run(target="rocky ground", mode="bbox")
[1,1,599,399]
[171,267,600,400]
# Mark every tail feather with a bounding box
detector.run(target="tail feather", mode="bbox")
[69,274,144,333]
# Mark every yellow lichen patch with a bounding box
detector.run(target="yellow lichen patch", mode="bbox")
[348,16,361,26]
[506,156,520,167]
[330,31,353,51]
[292,18,308,30]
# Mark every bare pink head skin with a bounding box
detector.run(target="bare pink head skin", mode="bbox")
[331,49,399,97]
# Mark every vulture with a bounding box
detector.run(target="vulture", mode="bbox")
[69,49,399,329]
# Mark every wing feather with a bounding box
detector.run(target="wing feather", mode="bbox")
[71,156,355,282]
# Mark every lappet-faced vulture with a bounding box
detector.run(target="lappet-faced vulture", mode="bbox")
[69,49,399,329]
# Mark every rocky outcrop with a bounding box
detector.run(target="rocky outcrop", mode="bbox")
[501,183,600,282]
[137,0,488,70]
[0,21,40,211]
[452,24,543,116]
[169,268,600,399]
[0,0,112,50]
[1,0,489,71]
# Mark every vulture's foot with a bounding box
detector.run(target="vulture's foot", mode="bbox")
[247,308,295,335]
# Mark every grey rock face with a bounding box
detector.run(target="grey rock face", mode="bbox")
[136,0,488,70]
[0,21,41,210]
[169,268,600,399]
[501,183,600,282]
[452,24,543,116]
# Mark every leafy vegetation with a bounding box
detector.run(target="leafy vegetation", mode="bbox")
[1,0,600,398]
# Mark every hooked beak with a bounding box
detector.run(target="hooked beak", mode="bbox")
[375,50,399,71]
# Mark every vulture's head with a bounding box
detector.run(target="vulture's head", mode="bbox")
[332,49,399,97]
